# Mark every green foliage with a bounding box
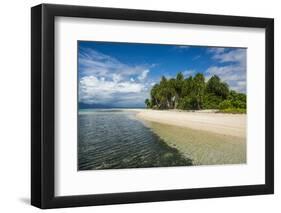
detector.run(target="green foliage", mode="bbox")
[219,100,233,110]
[206,75,229,99]
[219,108,246,114]
[228,90,246,109]
[192,73,205,110]
[178,96,197,110]
[145,98,151,108]
[145,72,246,113]
[203,93,223,109]
[176,72,184,81]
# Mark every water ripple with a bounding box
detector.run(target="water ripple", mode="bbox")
[78,109,192,170]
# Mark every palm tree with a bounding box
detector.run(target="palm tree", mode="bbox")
[145,99,150,108]
[206,75,229,99]
[193,73,205,109]
[176,73,184,105]
[145,72,246,111]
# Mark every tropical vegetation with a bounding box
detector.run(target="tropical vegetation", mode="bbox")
[145,72,246,113]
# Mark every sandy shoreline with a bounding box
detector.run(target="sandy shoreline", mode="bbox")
[132,109,246,138]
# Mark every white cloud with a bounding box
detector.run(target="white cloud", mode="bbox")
[78,47,153,106]
[79,47,150,81]
[183,69,197,77]
[207,47,226,54]
[206,48,247,93]
[212,49,246,66]
[137,69,149,81]
[112,73,122,83]
[79,76,146,105]
[192,55,201,60]
[176,45,190,49]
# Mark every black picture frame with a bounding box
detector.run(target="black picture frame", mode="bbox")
[31,3,274,209]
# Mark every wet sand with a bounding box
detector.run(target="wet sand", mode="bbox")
[132,109,246,165]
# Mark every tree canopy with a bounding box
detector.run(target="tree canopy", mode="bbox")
[145,72,246,113]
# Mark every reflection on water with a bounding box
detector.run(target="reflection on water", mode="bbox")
[78,109,192,170]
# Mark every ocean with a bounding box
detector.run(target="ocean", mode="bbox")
[78,109,192,170]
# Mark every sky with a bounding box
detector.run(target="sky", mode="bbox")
[78,41,246,108]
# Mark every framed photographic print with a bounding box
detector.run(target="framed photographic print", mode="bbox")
[31,4,274,209]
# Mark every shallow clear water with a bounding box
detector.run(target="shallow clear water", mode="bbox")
[146,122,246,165]
[78,109,192,170]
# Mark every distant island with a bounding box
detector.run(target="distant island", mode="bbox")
[145,72,246,113]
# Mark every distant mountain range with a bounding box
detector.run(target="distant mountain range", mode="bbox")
[79,102,112,109]
[79,102,145,109]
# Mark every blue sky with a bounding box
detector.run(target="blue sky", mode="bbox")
[78,41,246,108]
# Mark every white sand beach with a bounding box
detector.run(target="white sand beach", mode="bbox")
[135,109,246,138]
[129,109,247,165]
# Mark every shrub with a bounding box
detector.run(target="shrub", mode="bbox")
[203,94,223,109]
[219,100,233,110]
[219,108,246,114]
[178,96,197,110]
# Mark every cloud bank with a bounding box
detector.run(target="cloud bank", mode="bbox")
[78,47,151,107]
[206,48,246,93]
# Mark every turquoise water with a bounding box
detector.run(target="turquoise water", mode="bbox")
[78,109,192,170]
